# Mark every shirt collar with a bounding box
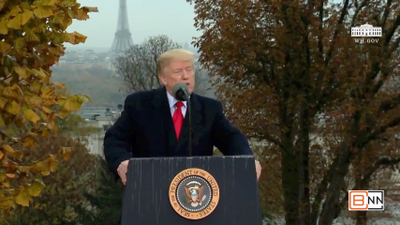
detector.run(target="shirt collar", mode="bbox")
[166,91,187,108]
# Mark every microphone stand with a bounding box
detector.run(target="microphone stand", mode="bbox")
[181,89,192,157]
[187,94,192,157]
[176,87,192,157]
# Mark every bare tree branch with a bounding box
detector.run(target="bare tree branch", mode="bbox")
[367,117,400,141]
[361,157,400,187]
[380,0,393,27]
[324,0,350,67]
[384,14,400,46]
[350,0,370,27]
[376,93,400,117]
[113,35,213,96]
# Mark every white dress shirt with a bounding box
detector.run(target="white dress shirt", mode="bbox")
[166,91,187,117]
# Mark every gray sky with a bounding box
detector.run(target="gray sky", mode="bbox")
[65,0,201,49]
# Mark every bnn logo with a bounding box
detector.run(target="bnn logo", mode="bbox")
[348,190,384,211]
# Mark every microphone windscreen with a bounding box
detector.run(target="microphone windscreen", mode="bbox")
[172,83,188,96]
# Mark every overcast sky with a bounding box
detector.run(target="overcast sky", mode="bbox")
[65,0,201,50]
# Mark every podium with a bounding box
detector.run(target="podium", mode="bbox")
[121,155,263,225]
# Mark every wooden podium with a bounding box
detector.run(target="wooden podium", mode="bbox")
[121,155,263,225]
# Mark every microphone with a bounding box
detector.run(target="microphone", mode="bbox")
[172,83,192,156]
[172,83,189,101]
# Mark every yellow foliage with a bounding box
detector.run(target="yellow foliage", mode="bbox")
[0,0,97,210]
[15,189,32,207]
[0,196,15,209]
[58,146,73,160]
[28,179,46,197]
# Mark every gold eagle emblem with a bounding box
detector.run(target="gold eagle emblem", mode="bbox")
[184,181,205,206]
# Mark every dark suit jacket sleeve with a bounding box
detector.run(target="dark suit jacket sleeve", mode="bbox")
[103,96,134,178]
[211,101,253,155]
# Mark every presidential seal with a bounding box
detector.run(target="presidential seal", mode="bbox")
[169,168,220,220]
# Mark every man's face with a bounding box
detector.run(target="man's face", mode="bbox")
[159,59,195,96]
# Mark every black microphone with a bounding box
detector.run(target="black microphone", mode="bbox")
[172,83,192,156]
[173,83,189,101]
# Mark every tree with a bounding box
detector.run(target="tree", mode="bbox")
[74,156,124,225]
[251,141,284,222]
[0,1,97,210]
[187,0,400,224]
[113,35,214,97]
[1,133,97,225]
[56,113,99,136]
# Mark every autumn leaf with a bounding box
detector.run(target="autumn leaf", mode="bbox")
[15,189,31,207]
[8,5,22,16]
[52,82,66,89]
[57,109,70,119]
[0,0,5,12]
[33,5,53,18]
[5,101,21,115]
[79,94,92,103]
[0,42,11,54]
[6,173,15,180]
[0,0,97,210]
[0,98,6,110]
[26,30,40,42]
[22,135,37,149]
[7,14,22,29]
[19,2,32,10]
[63,95,83,111]
[18,166,31,173]
[66,31,87,44]
[41,106,53,114]
[14,37,26,51]
[31,68,49,81]
[14,66,31,79]
[0,173,6,182]
[76,10,89,20]
[28,179,46,197]
[0,116,5,127]
[3,84,24,100]
[21,10,34,25]
[41,86,56,106]
[2,144,23,159]
[58,146,73,160]
[81,6,99,12]
[42,0,58,6]
[25,95,42,108]
[0,18,8,34]
[23,108,40,123]
[41,129,50,137]
[0,196,15,209]
[30,155,58,176]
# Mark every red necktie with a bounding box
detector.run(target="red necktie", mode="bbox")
[173,101,184,139]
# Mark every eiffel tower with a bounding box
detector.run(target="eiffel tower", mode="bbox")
[111,0,133,53]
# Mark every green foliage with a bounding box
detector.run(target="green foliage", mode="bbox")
[75,156,124,225]
[56,113,99,135]
[1,133,98,225]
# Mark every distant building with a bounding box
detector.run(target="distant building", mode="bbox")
[79,105,123,156]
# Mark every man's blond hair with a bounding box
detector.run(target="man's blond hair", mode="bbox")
[157,49,195,75]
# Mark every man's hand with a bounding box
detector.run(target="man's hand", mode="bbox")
[117,160,129,185]
[255,160,262,181]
